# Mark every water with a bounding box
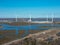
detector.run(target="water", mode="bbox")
[0,24,60,36]
[0,24,60,30]
[0,18,60,44]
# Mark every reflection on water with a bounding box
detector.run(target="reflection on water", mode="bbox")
[0,24,60,30]
[0,24,60,35]
[0,23,60,44]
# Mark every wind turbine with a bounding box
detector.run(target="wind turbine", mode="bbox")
[52,13,54,23]
[14,11,19,38]
[28,14,32,22]
[30,14,32,22]
[51,13,54,29]
[47,14,49,22]
[16,15,17,22]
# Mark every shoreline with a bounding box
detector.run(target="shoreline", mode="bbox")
[0,22,60,26]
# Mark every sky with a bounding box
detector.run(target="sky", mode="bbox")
[0,0,60,18]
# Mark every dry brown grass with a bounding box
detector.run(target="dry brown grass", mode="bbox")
[0,30,42,44]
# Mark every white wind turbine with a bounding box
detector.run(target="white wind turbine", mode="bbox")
[47,14,49,22]
[28,14,32,22]
[16,15,17,22]
[52,13,54,23]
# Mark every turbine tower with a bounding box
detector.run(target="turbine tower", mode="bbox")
[28,14,32,22]
[52,13,54,23]
[47,14,48,22]
[16,15,17,22]
[30,14,32,22]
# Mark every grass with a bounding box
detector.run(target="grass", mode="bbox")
[0,30,43,44]
[0,22,38,26]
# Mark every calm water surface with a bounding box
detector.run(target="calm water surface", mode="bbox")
[0,24,60,37]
